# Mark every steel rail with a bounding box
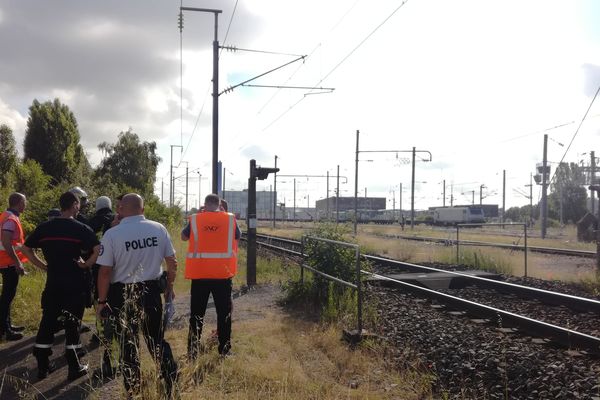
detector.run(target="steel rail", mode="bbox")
[389,234,596,258]
[248,233,600,313]
[246,234,600,354]
[364,271,600,355]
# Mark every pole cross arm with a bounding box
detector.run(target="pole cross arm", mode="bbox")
[359,149,433,162]
[220,55,307,95]
[277,174,349,184]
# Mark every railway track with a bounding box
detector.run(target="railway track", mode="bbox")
[376,232,597,258]
[243,232,600,355]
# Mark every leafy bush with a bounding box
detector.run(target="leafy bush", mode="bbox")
[282,222,371,325]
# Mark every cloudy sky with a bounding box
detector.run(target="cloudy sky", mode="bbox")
[1,0,599,211]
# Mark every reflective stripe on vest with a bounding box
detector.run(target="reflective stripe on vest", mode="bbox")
[0,211,27,266]
[187,213,234,259]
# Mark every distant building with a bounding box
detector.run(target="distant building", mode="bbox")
[315,196,386,219]
[222,190,275,220]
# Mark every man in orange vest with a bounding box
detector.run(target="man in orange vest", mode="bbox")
[182,193,240,359]
[0,192,28,341]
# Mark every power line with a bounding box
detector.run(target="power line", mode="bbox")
[549,84,600,185]
[258,0,410,134]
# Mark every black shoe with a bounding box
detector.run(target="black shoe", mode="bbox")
[10,325,25,332]
[79,324,91,333]
[67,363,88,381]
[2,330,24,341]
[37,361,57,380]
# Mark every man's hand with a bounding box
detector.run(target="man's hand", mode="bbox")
[75,257,91,269]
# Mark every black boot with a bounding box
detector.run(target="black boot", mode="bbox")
[36,356,56,380]
[65,349,88,381]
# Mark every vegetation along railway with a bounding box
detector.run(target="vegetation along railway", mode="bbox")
[242,232,600,398]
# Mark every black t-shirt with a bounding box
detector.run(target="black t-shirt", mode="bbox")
[87,208,115,235]
[24,218,100,290]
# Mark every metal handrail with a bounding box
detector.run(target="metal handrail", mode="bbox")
[301,235,363,334]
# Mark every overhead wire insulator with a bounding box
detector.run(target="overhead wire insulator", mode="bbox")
[178,12,184,32]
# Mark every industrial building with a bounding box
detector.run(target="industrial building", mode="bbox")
[221,190,275,220]
[315,196,386,219]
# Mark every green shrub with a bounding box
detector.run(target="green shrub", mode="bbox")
[282,222,371,325]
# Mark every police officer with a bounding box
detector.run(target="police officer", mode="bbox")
[0,193,28,341]
[21,191,100,380]
[182,193,240,359]
[96,193,178,398]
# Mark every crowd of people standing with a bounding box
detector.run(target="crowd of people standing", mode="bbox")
[0,188,240,398]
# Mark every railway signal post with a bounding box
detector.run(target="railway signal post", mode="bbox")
[247,159,279,286]
[590,185,600,272]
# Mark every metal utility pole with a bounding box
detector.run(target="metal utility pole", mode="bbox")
[169,144,183,207]
[272,155,278,228]
[451,183,454,206]
[399,182,403,222]
[529,173,533,223]
[293,178,296,221]
[161,178,164,204]
[326,170,330,219]
[222,167,226,200]
[541,134,548,239]
[185,164,189,214]
[502,170,506,225]
[442,179,446,207]
[479,184,486,205]
[365,187,367,198]
[353,132,432,233]
[198,172,202,206]
[336,165,340,224]
[354,130,359,235]
[591,151,596,215]
[411,147,416,229]
[180,7,222,194]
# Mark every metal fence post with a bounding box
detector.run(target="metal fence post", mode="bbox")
[300,236,305,284]
[456,225,460,265]
[356,246,362,334]
[524,223,528,277]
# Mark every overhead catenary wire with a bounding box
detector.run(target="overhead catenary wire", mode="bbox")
[548,84,600,186]
[257,0,410,134]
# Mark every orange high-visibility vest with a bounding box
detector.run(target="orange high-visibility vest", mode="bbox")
[185,211,237,279]
[0,211,28,268]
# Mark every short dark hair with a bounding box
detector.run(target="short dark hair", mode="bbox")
[220,198,229,212]
[204,194,220,207]
[59,191,79,211]
[8,193,25,208]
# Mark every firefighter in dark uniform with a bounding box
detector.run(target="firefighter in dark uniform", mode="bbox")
[21,191,100,380]
[96,193,178,398]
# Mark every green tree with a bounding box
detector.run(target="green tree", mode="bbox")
[548,162,588,223]
[23,98,90,183]
[0,124,18,187]
[95,129,161,196]
[13,159,51,198]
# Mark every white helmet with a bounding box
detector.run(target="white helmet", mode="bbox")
[69,186,88,205]
[95,196,112,211]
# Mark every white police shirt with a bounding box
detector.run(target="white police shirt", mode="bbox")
[97,215,175,284]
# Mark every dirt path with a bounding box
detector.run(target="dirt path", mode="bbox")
[0,285,282,400]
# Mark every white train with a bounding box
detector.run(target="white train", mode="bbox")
[432,206,485,225]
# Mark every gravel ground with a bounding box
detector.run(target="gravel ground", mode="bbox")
[370,284,600,399]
